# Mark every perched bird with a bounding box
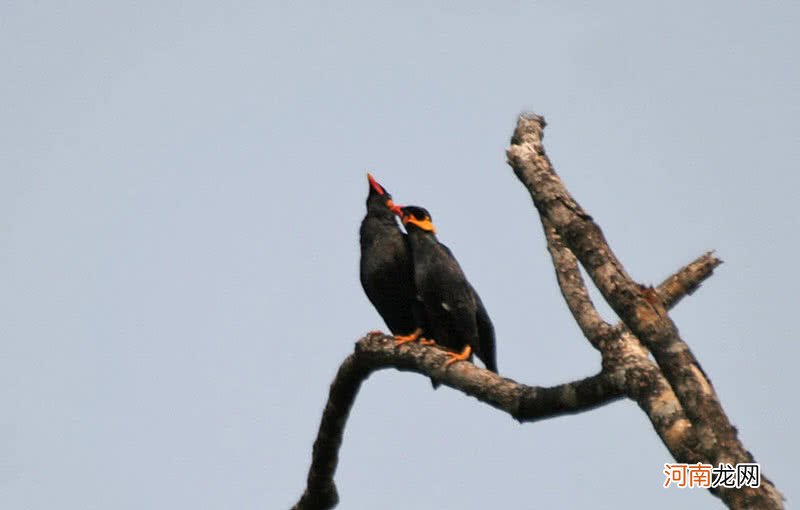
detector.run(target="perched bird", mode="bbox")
[359,174,423,344]
[394,205,497,373]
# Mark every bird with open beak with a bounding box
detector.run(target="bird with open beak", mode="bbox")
[359,174,424,345]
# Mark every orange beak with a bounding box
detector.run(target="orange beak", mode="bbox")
[386,199,403,216]
[367,173,385,195]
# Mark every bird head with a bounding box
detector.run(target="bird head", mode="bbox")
[399,206,436,234]
[366,173,401,212]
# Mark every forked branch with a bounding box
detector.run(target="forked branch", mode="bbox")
[507,113,783,508]
[292,114,782,510]
[292,249,720,510]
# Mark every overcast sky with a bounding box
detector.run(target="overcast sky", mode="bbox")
[2,2,797,509]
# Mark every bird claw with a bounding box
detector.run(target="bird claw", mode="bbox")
[394,328,422,345]
[444,345,472,367]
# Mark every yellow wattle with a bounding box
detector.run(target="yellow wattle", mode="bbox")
[405,216,436,233]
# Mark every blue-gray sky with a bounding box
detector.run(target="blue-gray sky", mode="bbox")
[2,2,797,509]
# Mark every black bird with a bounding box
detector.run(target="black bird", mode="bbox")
[395,205,497,373]
[359,174,422,344]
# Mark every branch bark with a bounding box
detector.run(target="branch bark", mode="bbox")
[293,114,782,510]
[507,113,783,509]
[543,220,710,476]
[292,248,721,510]
[292,334,622,510]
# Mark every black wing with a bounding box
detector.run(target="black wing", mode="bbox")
[473,291,497,373]
[439,242,497,373]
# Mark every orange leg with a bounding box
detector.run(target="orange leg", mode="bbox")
[419,337,436,346]
[394,328,422,345]
[444,345,472,366]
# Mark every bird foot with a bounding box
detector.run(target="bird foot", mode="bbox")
[444,345,472,367]
[394,328,422,345]
[419,338,436,346]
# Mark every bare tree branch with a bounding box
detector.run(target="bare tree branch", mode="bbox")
[542,220,615,350]
[543,219,706,472]
[292,355,366,510]
[655,251,721,309]
[292,334,622,510]
[507,113,783,508]
[507,115,719,440]
[293,114,782,510]
[292,248,721,509]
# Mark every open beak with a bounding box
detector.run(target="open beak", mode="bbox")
[367,173,385,195]
[386,199,403,217]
